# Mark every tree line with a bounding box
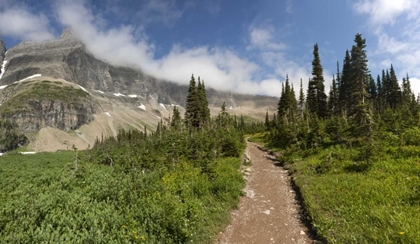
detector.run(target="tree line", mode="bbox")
[268,33,420,150]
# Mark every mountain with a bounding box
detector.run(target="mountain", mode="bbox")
[0,29,278,152]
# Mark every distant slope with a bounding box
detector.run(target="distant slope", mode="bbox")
[0,30,278,151]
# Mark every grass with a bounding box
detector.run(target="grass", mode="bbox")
[0,150,244,243]
[0,81,90,115]
[275,143,420,243]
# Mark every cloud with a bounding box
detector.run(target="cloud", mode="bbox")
[55,0,292,96]
[354,0,420,95]
[0,7,54,42]
[249,27,286,51]
[354,0,420,25]
[285,0,293,14]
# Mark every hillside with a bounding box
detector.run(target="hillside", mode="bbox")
[0,30,278,151]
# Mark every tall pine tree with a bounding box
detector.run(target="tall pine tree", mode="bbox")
[311,43,327,118]
[349,33,373,139]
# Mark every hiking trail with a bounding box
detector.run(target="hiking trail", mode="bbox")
[217,140,315,244]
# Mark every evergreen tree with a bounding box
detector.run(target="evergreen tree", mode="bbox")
[349,33,373,140]
[171,106,181,128]
[388,64,401,109]
[376,74,383,112]
[368,74,377,100]
[184,75,210,129]
[277,75,297,124]
[265,110,270,131]
[336,61,341,90]
[298,78,305,117]
[185,74,200,128]
[311,43,328,118]
[328,75,339,116]
[197,78,211,126]
[278,83,286,119]
[307,78,317,115]
[402,74,413,107]
[339,50,352,114]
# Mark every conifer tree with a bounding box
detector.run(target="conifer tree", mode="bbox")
[185,75,200,128]
[368,74,377,100]
[349,33,373,139]
[171,106,181,128]
[328,75,339,116]
[402,74,413,106]
[197,78,211,126]
[184,75,210,129]
[298,79,305,117]
[307,78,317,115]
[265,110,270,131]
[277,75,297,124]
[339,50,352,114]
[388,65,401,109]
[311,44,327,118]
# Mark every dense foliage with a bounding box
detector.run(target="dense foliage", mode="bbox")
[0,75,250,243]
[0,119,28,152]
[261,33,420,243]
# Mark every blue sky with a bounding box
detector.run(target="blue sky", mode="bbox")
[0,0,419,97]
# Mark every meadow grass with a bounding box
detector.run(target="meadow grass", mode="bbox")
[281,144,420,243]
[0,151,244,243]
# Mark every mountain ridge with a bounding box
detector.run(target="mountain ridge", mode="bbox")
[0,29,278,151]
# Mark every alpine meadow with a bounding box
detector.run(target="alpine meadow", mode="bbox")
[2,0,420,243]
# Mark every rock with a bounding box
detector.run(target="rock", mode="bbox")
[246,189,255,199]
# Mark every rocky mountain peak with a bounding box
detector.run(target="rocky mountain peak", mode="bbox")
[60,28,77,40]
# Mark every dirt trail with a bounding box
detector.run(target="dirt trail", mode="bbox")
[217,140,314,244]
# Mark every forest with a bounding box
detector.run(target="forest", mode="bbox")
[254,33,420,243]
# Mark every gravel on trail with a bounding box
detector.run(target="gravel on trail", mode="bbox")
[216,140,315,244]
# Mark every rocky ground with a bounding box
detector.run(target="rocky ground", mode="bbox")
[217,140,316,244]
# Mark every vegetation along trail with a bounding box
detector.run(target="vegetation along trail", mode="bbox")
[217,139,314,244]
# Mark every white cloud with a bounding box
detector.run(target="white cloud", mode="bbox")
[55,1,292,96]
[249,27,286,51]
[0,7,54,42]
[354,0,420,95]
[354,0,420,25]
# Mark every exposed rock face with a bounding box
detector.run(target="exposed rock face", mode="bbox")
[0,80,96,134]
[0,38,5,62]
[3,100,95,134]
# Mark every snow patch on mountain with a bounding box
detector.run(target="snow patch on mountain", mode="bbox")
[94,90,104,94]
[113,93,126,97]
[0,59,7,80]
[128,94,138,98]
[159,103,166,110]
[0,85,7,90]
[138,103,146,111]
[105,112,111,117]
[14,74,42,83]
[78,85,90,94]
